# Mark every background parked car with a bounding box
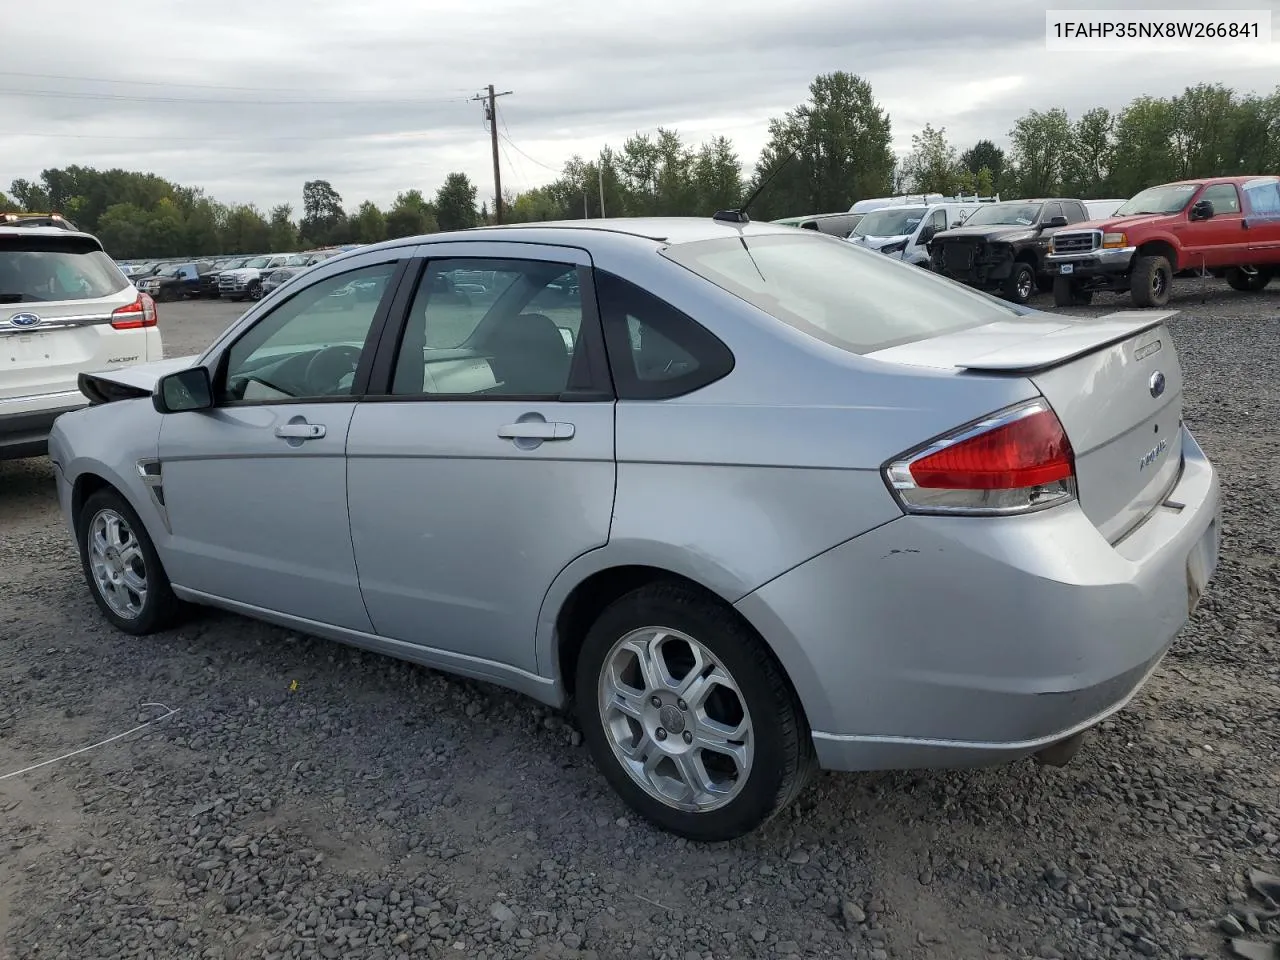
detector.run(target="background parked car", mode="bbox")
[1084,199,1128,220]
[772,212,865,237]
[137,261,218,302]
[928,198,1090,303]
[848,200,985,266]
[218,253,294,301]
[1047,176,1280,307]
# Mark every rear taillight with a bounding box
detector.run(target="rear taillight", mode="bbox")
[110,292,158,330]
[884,399,1076,515]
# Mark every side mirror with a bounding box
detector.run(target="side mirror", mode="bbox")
[153,367,213,414]
[1042,216,1069,229]
[1189,199,1214,221]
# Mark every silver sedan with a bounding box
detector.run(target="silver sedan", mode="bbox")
[48,218,1221,840]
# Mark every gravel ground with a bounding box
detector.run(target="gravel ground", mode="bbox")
[2,284,1278,960]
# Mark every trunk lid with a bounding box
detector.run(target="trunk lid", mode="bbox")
[869,311,1183,542]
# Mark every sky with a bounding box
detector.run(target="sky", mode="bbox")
[4,0,1279,213]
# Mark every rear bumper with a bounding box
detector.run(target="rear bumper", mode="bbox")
[0,396,87,459]
[735,428,1220,772]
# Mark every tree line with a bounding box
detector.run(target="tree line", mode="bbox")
[3,74,1277,260]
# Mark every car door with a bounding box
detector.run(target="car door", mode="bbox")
[156,253,408,631]
[345,242,616,674]
[1178,183,1247,267]
[1240,177,1280,263]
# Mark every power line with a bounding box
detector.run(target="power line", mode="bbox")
[10,130,446,144]
[497,131,560,173]
[0,87,472,106]
[0,69,475,96]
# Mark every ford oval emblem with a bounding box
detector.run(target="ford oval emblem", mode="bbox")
[8,312,41,328]
[1149,371,1166,398]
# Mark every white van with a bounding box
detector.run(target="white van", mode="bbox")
[1084,198,1127,220]
[848,194,943,214]
[846,201,983,266]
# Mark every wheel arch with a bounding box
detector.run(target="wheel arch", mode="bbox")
[539,553,824,732]
[1137,238,1179,272]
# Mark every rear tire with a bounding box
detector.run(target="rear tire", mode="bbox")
[1001,262,1036,304]
[575,582,815,841]
[1130,254,1173,307]
[1052,276,1093,307]
[1225,267,1272,292]
[77,488,182,635]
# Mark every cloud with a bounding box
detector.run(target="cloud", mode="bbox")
[3,0,1277,210]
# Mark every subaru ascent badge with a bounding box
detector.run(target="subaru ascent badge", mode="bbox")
[8,312,40,328]
[1149,371,1166,398]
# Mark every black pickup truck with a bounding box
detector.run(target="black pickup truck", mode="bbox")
[927,198,1091,303]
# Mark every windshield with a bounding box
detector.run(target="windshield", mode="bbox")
[853,207,927,237]
[963,202,1044,227]
[662,233,1022,355]
[1115,184,1199,216]
[0,237,131,303]
[284,254,312,266]
[244,256,271,268]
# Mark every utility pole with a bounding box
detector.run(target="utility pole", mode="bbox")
[472,84,512,223]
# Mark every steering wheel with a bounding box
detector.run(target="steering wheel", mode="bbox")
[304,345,362,395]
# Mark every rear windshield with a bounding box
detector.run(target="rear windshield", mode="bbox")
[0,236,130,303]
[661,233,1023,354]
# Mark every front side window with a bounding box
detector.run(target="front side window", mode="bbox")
[1199,184,1241,215]
[391,258,583,397]
[663,232,1024,355]
[220,262,397,403]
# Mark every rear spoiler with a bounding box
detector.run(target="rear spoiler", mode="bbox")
[956,311,1177,373]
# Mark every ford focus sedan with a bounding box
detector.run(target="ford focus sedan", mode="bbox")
[48,218,1220,841]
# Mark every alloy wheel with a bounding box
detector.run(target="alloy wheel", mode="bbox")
[597,626,753,813]
[87,508,148,619]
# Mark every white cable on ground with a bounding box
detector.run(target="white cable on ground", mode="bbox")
[0,702,180,782]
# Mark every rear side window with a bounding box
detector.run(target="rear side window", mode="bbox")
[594,270,734,399]
[662,233,1024,355]
[0,235,129,304]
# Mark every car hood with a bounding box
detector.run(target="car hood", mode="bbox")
[77,355,200,403]
[1066,212,1180,233]
[933,225,1037,243]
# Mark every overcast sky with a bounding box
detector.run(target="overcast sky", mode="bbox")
[4,0,1279,212]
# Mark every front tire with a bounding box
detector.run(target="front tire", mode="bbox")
[1130,254,1173,307]
[1001,262,1036,304]
[1225,267,1272,292]
[575,582,814,841]
[248,281,263,301]
[77,488,182,635]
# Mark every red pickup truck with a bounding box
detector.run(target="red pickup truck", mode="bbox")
[1045,176,1280,307]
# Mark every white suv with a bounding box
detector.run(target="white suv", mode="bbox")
[1,225,162,460]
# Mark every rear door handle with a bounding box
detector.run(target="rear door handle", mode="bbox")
[275,422,326,440]
[498,421,574,440]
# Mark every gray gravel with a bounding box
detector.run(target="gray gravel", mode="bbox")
[2,284,1278,960]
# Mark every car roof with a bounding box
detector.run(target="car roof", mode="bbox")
[343,217,800,258]
[0,225,103,246]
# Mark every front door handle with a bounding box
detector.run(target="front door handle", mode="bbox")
[275,422,326,440]
[497,421,574,441]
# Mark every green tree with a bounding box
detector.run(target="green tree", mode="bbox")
[435,173,479,231]
[1007,108,1073,196]
[691,136,744,214]
[350,200,387,244]
[95,203,152,258]
[902,124,961,195]
[959,140,1005,190]
[300,179,345,245]
[184,198,224,256]
[0,189,16,212]
[508,186,562,222]
[385,190,438,238]
[1063,107,1114,197]
[1229,89,1280,174]
[8,178,49,211]
[267,204,298,251]
[750,72,895,219]
[1171,83,1237,179]
[223,205,271,254]
[1109,97,1179,196]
